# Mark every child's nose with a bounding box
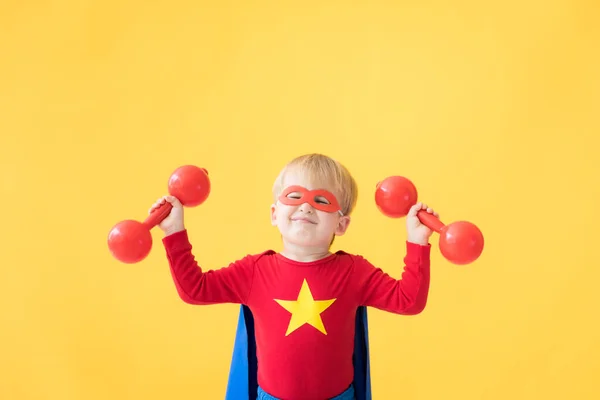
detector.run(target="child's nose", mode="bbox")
[299,202,314,213]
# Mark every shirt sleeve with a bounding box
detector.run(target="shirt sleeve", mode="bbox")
[354,241,431,315]
[161,230,255,305]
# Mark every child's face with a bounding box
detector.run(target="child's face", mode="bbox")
[270,170,351,248]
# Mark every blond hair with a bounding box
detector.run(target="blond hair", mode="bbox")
[272,153,359,216]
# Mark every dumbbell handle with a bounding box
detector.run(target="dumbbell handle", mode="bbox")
[143,202,173,229]
[417,209,445,233]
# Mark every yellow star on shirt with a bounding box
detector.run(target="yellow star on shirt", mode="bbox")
[274,279,336,336]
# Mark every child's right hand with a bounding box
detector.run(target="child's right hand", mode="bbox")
[149,195,185,236]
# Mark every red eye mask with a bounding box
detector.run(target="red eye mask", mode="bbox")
[278,185,342,214]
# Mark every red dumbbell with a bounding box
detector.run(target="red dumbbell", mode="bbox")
[374,176,484,265]
[107,165,211,264]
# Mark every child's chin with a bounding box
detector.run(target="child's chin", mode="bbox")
[288,235,327,247]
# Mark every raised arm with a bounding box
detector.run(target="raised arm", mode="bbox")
[162,230,255,305]
[355,241,431,315]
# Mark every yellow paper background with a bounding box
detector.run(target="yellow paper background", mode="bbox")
[1,1,598,399]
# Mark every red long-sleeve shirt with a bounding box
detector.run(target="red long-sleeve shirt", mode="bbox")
[162,230,431,399]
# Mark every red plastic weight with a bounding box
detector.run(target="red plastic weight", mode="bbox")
[107,165,211,264]
[375,176,484,265]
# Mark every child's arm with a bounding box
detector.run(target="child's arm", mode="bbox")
[151,195,255,305]
[356,202,437,314]
[162,230,255,305]
[355,242,430,314]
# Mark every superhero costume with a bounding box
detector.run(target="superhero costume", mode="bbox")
[162,229,431,399]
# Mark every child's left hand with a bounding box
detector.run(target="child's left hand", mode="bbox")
[406,202,439,245]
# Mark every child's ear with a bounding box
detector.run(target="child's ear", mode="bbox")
[335,215,351,236]
[270,204,277,226]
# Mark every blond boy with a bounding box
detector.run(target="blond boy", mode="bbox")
[151,154,437,400]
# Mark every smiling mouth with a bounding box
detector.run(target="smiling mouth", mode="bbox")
[291,218,316,224]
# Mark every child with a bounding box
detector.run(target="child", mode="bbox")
[150,154,437,400]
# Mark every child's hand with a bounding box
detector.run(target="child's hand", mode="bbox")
[149,195,185,236]
[406,202,439,245]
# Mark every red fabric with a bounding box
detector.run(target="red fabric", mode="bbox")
[163,230,431,399]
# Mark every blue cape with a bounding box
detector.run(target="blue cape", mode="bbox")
[225,305,372,400]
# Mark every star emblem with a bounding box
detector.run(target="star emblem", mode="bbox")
[274,279,336,336]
